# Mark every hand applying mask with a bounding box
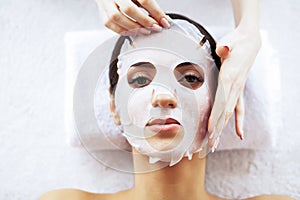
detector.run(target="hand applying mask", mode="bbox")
[208,0,262,151]
[94,0,170,35]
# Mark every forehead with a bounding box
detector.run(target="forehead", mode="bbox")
[118,29,211,63]
[119,48,198,69]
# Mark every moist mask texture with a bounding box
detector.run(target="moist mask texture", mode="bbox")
[113,20,218,166]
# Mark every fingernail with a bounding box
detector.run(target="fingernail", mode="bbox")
[211,141,216,153]
[217,43,232,52]
[211,146,215,153]
[239,131,244,140]
[223,46,230,52]
[151,24,162,32]
[160,17,170,28]
[212,136,220,153]
[166,15,173,23]
[217,46,230,59]
[139,28,151,35]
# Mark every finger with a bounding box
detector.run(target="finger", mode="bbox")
[222,83,243,130]
[98,1,128,35]
[208,60,234,134]
[208,32,241,143]
[116,0,162,31]
[218,77,245,130]
[104,20,128,35]
[111,10,144,32]
[235,93,245,140]
[209,108,228,149]
[105,4,152,35]
[208,86,238,148]
[209,47,232,134]
[216,45,230,60]
[212,78,245,146]
[208,84,229,148]
[136,0,170,28]
[211,136,220,153]
[209,43,248,129]
[208,60,244,146]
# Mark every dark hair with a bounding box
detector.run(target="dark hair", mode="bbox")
[109,13,221,94]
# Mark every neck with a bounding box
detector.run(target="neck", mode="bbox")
[131,149,214,200]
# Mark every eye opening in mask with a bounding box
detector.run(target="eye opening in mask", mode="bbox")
[127,62,157,88]
[173,62,205,90]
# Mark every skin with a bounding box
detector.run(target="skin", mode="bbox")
[208,0,262,151]
[95,0,170,35]
[39,65,294,200]
[39,151,295,200]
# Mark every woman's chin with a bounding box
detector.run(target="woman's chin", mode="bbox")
[144,126,184,151]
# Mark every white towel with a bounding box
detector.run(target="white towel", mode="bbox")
[64,28,280,152]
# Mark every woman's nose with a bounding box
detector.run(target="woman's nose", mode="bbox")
[151,93,178,109]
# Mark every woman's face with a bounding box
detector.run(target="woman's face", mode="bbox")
[112,48,215,165]
[127,60,205,151]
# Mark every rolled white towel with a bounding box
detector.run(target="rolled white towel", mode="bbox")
[64,28,280,151]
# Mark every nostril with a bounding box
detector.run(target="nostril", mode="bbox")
[151,94,178,109]
[169,101,177,108]
[152,102,159,108]
[169,103,175,108]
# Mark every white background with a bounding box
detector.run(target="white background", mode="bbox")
[0,0,300,199]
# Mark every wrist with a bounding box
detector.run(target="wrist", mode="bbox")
[231,0,260,33]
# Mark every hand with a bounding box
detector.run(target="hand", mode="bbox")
[95,0,170,35]
[208,27,262,152]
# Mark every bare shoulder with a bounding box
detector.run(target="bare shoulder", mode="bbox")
[39,188,132,200]
[246,194,296,200]
[38,189,113,200]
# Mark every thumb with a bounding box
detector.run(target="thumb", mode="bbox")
[216,45,230,60]
[216,31,239,60]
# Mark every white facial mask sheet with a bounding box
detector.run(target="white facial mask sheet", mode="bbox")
[114,27,218,166]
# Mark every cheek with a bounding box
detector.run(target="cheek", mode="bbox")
[127,88,153,125]
[187,86,212,113]
[196,89,212,136]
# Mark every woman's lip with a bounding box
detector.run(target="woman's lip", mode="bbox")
[146,118,181,133]
[147,118,180,126]
[146,124,182,133]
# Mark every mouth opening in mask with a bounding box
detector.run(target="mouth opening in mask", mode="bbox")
[145,117,184,151]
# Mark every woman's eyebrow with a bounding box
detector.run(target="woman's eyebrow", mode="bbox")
[130,62,154,68]
[174,62,205,76]
[175,62,199,68]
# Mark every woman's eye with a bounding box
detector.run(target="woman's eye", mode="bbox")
[173,62,205,90]
[178,73,204,89]
[183,75,202,83]
[127,62,156,88]
[128,76,151,88]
